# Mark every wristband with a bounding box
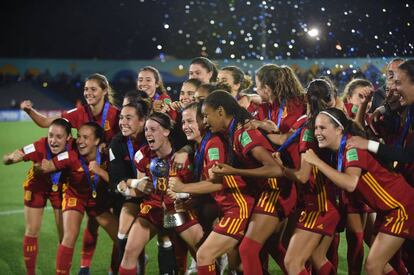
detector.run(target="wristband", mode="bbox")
[130,179,139,189]
[176,192,190,199]
[367,140,380,154]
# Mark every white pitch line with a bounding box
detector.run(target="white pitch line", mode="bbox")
[0,207,52,216]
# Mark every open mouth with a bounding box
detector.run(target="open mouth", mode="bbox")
[147,138,155,145]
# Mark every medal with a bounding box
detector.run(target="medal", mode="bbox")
[92,191,97,198]
[52,184,58,192]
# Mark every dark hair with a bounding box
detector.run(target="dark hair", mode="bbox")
[306,79,336,124]
[183,78,202,89]
[147,111,174,132]
[122,100,149,120]
[85,73,115,105]
[80,122,104,144]
[318,108,366,137]
[124,89,149,103]
[221,66,252,92]
[398,59,414,83]
[203,90,252,126]
[50,118,72,136]
[198,82,232,95]
[256,64,304,105]
[139,66,167,95]
[190,57,218,82]
[343,78,373,101]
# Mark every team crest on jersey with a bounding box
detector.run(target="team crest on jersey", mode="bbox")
[104,120,111,131]
[23,144,36,155]
[346,148,359,162]
[208,148,220,161]
[302,129,314,142]
[240,132,252,147]
[281,106,288,118]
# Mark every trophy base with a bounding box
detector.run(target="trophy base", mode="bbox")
[163,212,188,228]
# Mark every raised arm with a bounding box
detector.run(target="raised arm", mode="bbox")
[20,100,59,128]
[3,149,25,165]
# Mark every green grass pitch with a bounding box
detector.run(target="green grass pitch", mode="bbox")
[0,121,358,274]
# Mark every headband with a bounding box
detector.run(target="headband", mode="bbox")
[319,111,344,130]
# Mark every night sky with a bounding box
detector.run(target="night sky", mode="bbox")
[1,0,413,60]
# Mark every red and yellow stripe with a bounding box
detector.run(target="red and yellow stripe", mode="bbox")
[303,210,320,229]
[224,175,249,219]
[313,166,328,212]
[362,172,407,234]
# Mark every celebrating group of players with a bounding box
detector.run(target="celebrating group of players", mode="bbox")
[3,56,414,275]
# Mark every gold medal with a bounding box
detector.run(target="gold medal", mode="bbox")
[52,184,58,192]
[92,190,97,198]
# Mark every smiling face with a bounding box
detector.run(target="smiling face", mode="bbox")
[202,104,225,134]
[395,69,414,106]
[77,125,100,157]
[314,113,343,150]
[83,79,107,106]
[182,108,202,142]
[179,82,197,106]
[119,106,145,138]
[137,70,159,98]
[48,124,70,154]
[144,119,170,152]
[189,63,212,84]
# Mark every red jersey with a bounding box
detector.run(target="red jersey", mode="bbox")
[62,103,120,142]
[343,140,414,214]
[134,145,192,209]
[52,150,108,199]
[299,126,338,212]
[256,98,305,133]
[200,135,252,217]
[22,137,70,192]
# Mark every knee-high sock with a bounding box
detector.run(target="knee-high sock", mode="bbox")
[117,233,128,263]
[389,249,408,275]
[327,233,339,272]
[23,235,38,275]
[346,230,363,275]
[110,243,120,275]
[56,244,74,275]
[197,264,216,275]
[80,227,98,268]
[118,266,137,275]
[138,249,146,275]
[316,260,335,275]
[239,237,263,275]
[158,241,177,275]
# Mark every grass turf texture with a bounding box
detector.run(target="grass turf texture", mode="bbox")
[0,121,362,274]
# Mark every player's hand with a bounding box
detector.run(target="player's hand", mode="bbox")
[346,136,369,150]
[212,163,237,175]
[172,152,188,171]
[169,177,185,193]
[302,149,320,166]
[88,160,99,173]
[20,100,33,113]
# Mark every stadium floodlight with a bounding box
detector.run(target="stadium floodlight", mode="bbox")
[307,28,319,38]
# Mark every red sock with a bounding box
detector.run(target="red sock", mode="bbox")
[56,244,74,275]
[23,235,38,275]
[327,233,339,272]
[239,237,263,275]
[197,264,216,275]
[298,268,310,275]
[80,227,98,267]
[317,261,335,275]
[118,265,137,275]
[346,231,363,275]
[385,270,398,275]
